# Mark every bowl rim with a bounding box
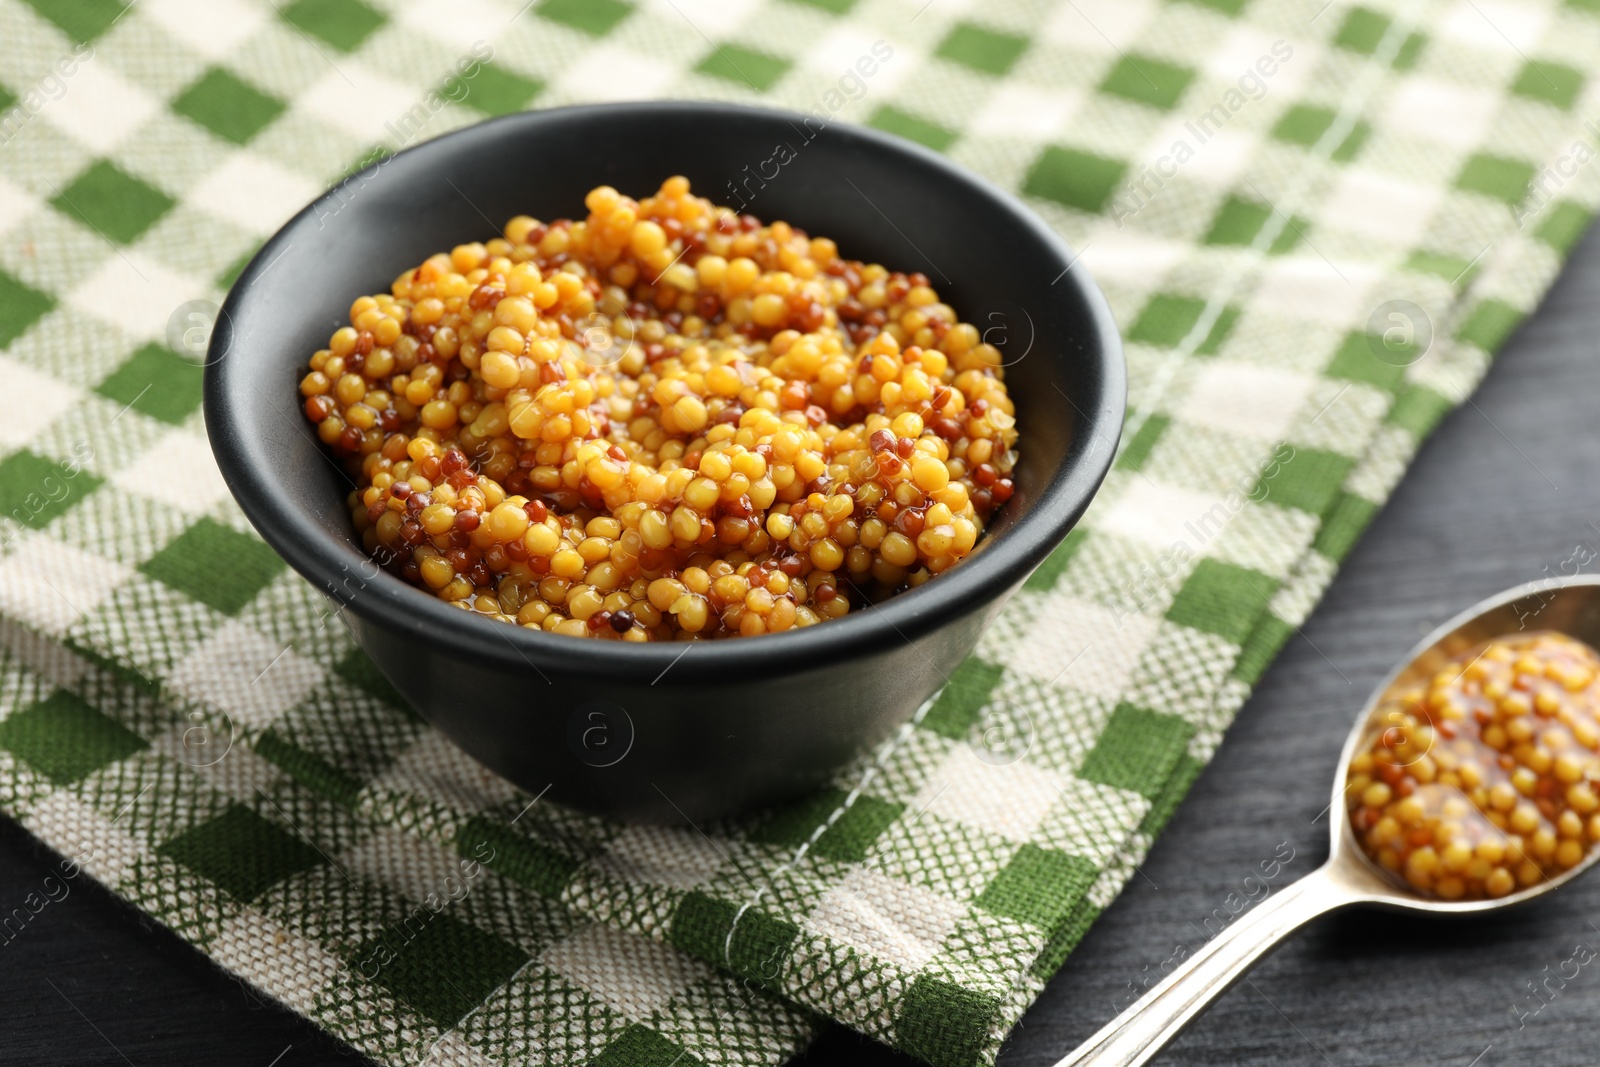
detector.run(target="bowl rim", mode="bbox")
[204,99,1125,684]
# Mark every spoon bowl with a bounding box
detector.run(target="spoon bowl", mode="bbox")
[1058,575,1600,1066]
[1329,574,1600,915]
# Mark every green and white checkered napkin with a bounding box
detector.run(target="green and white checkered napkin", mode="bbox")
[0,0,1596,1063]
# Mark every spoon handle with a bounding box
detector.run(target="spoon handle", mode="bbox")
[1053,862,1355,1067]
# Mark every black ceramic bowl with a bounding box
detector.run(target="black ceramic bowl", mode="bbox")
[205,101,1124,823]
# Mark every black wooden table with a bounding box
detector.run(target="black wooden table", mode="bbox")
[6,224,1599,1066]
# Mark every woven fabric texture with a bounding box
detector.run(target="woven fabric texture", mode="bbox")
[1,0,1597,1065]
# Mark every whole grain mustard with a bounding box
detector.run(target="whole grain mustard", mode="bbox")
[300,178,1018,640]
[1349,632,1600,899]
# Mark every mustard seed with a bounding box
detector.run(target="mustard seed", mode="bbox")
[1350,632,1600,900]
[306,178,1019,640]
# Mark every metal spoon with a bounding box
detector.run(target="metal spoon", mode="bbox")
[1057,575,1600,1066]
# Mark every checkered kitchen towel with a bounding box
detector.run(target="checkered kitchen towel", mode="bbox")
[0,0,1596,1064]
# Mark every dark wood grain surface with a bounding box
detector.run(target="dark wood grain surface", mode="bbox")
[5,223,1598,1067]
